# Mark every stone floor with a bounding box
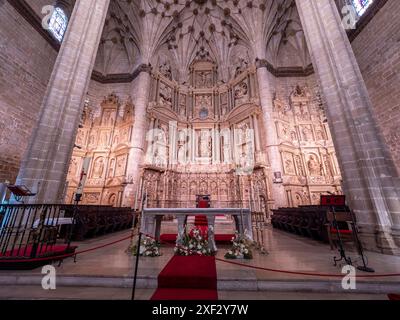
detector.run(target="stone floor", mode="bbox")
[0,220,399,300]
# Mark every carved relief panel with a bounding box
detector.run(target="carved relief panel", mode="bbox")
[159,82,173,107]
[194,94,214,120]
[195,71,213,88]
[234,81,249,106]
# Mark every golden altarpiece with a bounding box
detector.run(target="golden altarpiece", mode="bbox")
[66,60,342,215]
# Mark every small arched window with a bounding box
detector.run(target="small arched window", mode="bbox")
[48,7,68,42]
[351,0,374,16]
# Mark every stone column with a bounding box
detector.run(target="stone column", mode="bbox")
[122,67,152,208]
[255,63,287,208]
[15,0,110,203]
[296,0,400,254]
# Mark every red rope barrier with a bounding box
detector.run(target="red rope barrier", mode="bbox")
[0,234,133,263]
[2,231,400,279]
[214,257,400,278]
[141,233,400,278]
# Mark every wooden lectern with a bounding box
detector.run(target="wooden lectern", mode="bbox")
[7,185,36,203]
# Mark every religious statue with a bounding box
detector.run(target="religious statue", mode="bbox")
[76,130,85,146]
[221,105,227,116]
[234,82,248,101]
[179,105,186,116]
[292,85,307,98]
[223,140,231,163]
[198,131,212,158]
[68,158,78,177]
[200,181,207,194]
[93,158,105,178]
[315,126,326,140]
[307,155,322,176]
[159,83,172,105]
[220,182,228,196]
[302,127,312,141]
[159,61,172,80]
[281,124,290,140]
[196,71,213,88]
[290,130,297,142]
[323,154,334,176]
[115,155,127,176]
[102,110,111,126]
[89,134,96,146]
[100,132,109,146]
[234,57,249,77]
[177,143,187,164]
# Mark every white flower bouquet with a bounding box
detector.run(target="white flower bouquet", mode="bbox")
[224,231,253,260]
[132,235,161,257]
[174,226,213,256]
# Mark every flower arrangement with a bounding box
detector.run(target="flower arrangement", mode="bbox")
[174,226,213,256]
[224,231,253,260]
[132,235,161,257]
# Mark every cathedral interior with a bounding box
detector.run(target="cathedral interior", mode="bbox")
[1,0,400,301]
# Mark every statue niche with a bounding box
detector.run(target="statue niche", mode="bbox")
[194,95,213,120]
[234,81,249,104]
[307,155,322,176]
[198,130,212,158]
[159,82,172,106]
[159,61,172,80]
[234,57,249,78]
[92,157,105,178]
[195,71,213,88]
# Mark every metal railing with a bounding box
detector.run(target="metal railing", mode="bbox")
[0,204,135,260]
[0,204,73,259]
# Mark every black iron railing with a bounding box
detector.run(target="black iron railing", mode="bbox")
[0,204,135,261]
[0,204,72,259]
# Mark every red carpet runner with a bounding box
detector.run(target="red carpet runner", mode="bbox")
[151,255,218,300]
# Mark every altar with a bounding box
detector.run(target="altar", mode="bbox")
[141,208,253,251]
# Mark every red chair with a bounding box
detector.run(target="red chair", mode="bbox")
[388,294,400,300]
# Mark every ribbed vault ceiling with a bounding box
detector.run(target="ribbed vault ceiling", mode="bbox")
[94,0,311,81]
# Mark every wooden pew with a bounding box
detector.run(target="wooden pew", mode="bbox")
[272,205,354,246]
[62,205,135,241]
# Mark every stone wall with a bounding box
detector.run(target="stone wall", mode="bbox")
[352,0,400,174]
[0,1,57,183]
[24,0,52,16]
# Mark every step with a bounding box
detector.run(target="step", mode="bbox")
[151,288,218,301]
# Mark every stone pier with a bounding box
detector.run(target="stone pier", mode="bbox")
[296,0,400,254]
[122,67,152,208]
[15,0,110,203]
[256,61,287,209]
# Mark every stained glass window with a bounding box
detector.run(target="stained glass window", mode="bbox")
[351,0,374,16]
[48,7,68,42]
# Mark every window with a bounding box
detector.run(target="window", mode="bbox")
[48,7,68,42]
[351,0,374,16]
